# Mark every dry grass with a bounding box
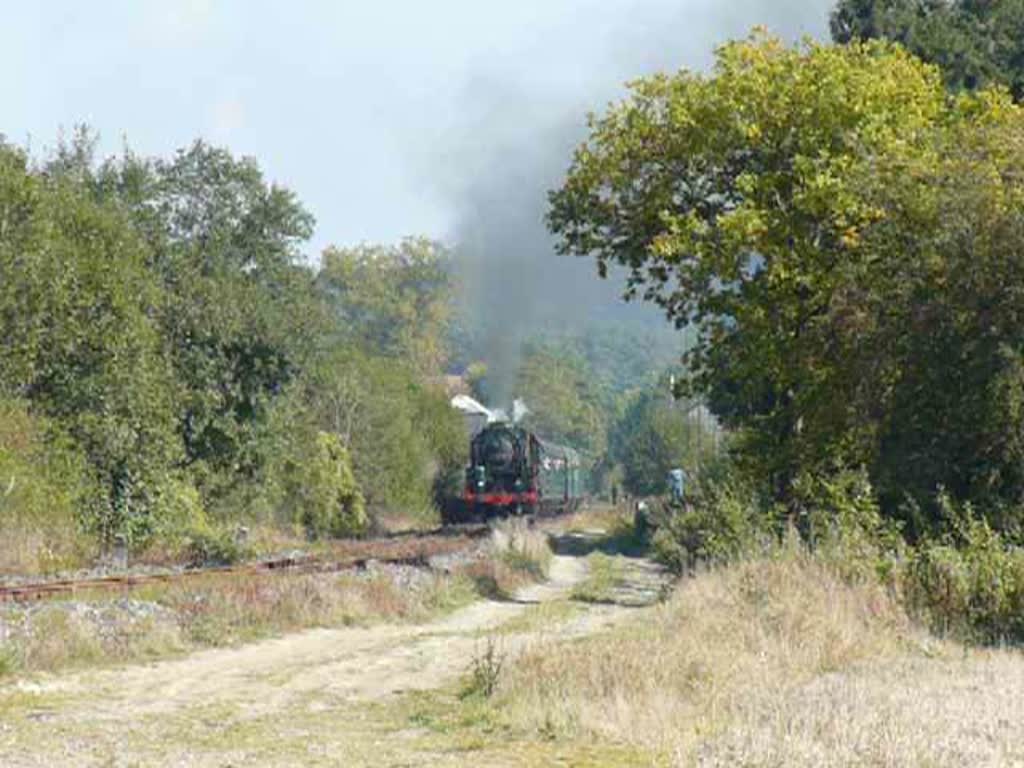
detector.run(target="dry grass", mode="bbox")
[156,568,476,646]
[561,503,632,535]
[0,568,479,678]
[490,519,553,577]
[490,548,1003,765]
[0,524,552,680]
[463,520,553,600]
[0,524,94,576]
[700,651,1024,766]
[570,553,627,603]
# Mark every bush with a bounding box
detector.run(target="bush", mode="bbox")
[182,524,246,568]
[793,467,904,583]
[286,431,368,540]
[904,498,1024,643]
[304,348,465,518]
[650,463,906,583]
[651,458,772,573]
[0,399,92,572]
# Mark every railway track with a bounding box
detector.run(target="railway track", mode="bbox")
[0,524,493,606]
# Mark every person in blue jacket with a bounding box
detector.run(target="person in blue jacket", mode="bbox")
[668,467,687,503]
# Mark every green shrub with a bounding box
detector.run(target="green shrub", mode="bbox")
[793,467,904,583]
[0,399,93,572]
[286,431,368,539]
[651,458,772,573]
[182,525,245,568]
[904,498,1024,643]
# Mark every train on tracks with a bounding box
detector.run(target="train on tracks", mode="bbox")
[443,422,586,523]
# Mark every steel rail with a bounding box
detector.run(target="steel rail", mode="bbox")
[0,524,493,606]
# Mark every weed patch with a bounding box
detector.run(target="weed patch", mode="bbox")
[0,643,18,677]
[571,553,626,604]
[463,637,505,699]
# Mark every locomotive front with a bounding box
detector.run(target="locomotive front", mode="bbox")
[463,423,539,517]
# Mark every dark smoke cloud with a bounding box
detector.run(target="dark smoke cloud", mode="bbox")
[439,1,833,406]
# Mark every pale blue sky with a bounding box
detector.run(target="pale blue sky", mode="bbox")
[2,1,832,257]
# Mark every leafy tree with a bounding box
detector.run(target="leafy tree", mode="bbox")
[549,33,948,503]
[834,97,1024,531]
[312,237,466,515]
[612,389,714,496]
[301,345,465,513]
[0,140,181,543]
[831,0,1024,99]
[2,128,471,545]
[318,238,455,380]
[549,32,1024,534]
[515,343,608,457]
[88,140,323,511]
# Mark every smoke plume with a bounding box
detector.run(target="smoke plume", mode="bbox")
[439,0,833,406]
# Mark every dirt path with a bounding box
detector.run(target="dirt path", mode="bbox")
[0,532,669,767]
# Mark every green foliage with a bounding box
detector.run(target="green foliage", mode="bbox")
[0,400,86,528]
[0,140,181,545]
[302,346,464,515]
[612,387,716,496]
[312,238,465,517]
[515,343,608,457]
[651,458,772,574]
[549,31,1024,533]
[284,431,367,540]
[0,399,91,570]
[793,467,903,582]
[62,135,322,519]
[318,237,455,379]
[831,0,1024,99]
[182,525,246,568]
[1,128,466,560]
[149,476,207,537]
[905,497,1024,643]
[550,33,946,504]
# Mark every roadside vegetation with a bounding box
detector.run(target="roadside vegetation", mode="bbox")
[417,535,1024,766]
[0,519,552,680]
[398,492,1024,766]
[547,14,1024,645]
[0,137,471,575]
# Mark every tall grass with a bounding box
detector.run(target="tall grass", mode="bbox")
[493,548,923,763]
[463,520,553,599]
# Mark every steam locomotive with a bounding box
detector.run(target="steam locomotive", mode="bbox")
[445,422,586,523]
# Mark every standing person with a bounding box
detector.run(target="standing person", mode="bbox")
[668,468,686,504]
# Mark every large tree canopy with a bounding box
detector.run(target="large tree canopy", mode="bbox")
[0,141,179,541]
[0,131,469,549]
[549,33,1024,530]
[831,0,1024,99]
[317,237,455,380]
